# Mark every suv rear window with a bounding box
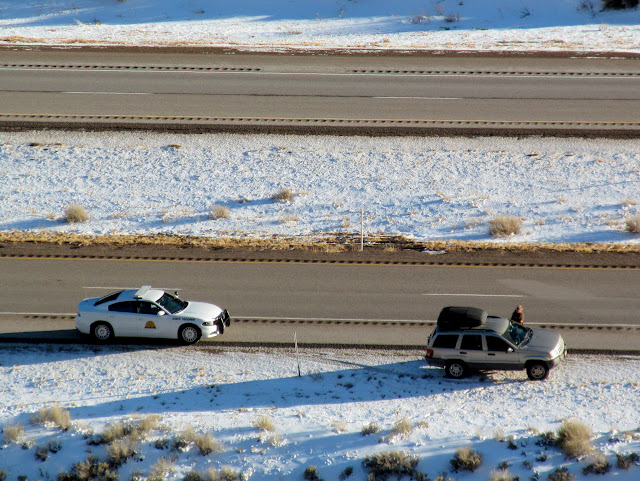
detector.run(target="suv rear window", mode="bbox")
[460,334,483,350]
[433,334,459,349]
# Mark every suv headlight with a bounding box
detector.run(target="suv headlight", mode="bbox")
[201,321,214,326]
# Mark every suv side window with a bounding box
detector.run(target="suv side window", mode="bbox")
[433,334,459,349]
[486,335,512,352]
[460,334,483,350]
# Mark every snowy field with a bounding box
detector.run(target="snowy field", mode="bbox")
[1,130,640,245]
[0,0,639,53]
[0,344,639,481]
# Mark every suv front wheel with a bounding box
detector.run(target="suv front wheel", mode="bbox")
[445,360,467,379]
[526,361,549,380]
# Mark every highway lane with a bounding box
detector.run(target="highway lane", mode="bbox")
[1,50,640,130]
[1,257,639,325]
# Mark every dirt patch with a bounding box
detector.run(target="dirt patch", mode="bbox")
[1,232,639,267]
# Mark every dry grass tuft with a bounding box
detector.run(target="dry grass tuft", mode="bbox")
[106,438,138,468]
[361,422,381,436]
[253,414,276,432]
[193,433,224,456]
[331,419,347,433]
[148,457,175,479]
[489,468,516,481]
[64,204,89,224]
[32,405,71,431]
[626,214,640,233]
[489,216,522,237]
[209,205,230,220]
[272,188,294,202]
[389,417,413,441]
[557,420,593,458]
[2,423,24,443]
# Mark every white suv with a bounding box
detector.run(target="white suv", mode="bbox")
[425,307,566,380]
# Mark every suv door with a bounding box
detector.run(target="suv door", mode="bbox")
[458,333,486,368]
[485,334,521,370]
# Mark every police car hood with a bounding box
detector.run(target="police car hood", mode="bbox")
[178,302,223,320]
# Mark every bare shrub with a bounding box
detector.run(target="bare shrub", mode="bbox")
[362,451,420,480]
[583,453,611,474]
[209,205,230,220]
[64,204,89,224]
[548,466,575,481]
[35,444,49,461]
[304,465,321,481]
[2,423,24,443]
[602,0,639,10]
[32,405,71,431]
[625,214,640,233]
[557,420,593,458]
[489,216,522,237]
[58,456,118,481]
[253,414,275,432]
[361,422,381,436]
[616,452,639,470]
[272,188,294,202]
[450,446,483,472]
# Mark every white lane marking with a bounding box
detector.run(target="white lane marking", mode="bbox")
[62,91,151,95]
[81,286,181,290]
[375,96,461,100]
[0,312,77,316]
[422,293,524,297]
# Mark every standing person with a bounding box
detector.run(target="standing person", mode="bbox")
[510,305,524,324]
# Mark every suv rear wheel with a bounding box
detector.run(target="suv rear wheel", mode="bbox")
[445,360,467,379]
[526,362,549,380]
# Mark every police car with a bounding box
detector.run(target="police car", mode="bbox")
[76,286,230,344]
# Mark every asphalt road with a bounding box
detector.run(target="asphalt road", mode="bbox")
[1,49,640,133]
[0,257,638,350]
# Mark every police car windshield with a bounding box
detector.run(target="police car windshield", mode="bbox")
[156,292,188,314]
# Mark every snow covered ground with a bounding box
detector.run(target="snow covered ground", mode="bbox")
[0,0,639,53]
[1,130,640,245]
[0,344,639,481]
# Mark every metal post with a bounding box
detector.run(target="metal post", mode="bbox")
[360,208,364,252]
[294,331,301,377]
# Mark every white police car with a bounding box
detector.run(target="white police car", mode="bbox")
[76,286,230,344]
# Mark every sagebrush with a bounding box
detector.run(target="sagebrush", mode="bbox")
[362,451,420,480]
[32,405,71,431]
[64,204,89,223]
[557,420,593,458]
[489,215,522,237]
[450,446,483,472]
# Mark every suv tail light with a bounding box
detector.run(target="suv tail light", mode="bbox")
[426,349,434,358]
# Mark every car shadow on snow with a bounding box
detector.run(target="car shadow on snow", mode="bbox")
[66,357,524,422]
[0,339,183,366]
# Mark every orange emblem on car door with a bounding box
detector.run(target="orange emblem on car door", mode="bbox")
[144,320,156,329]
